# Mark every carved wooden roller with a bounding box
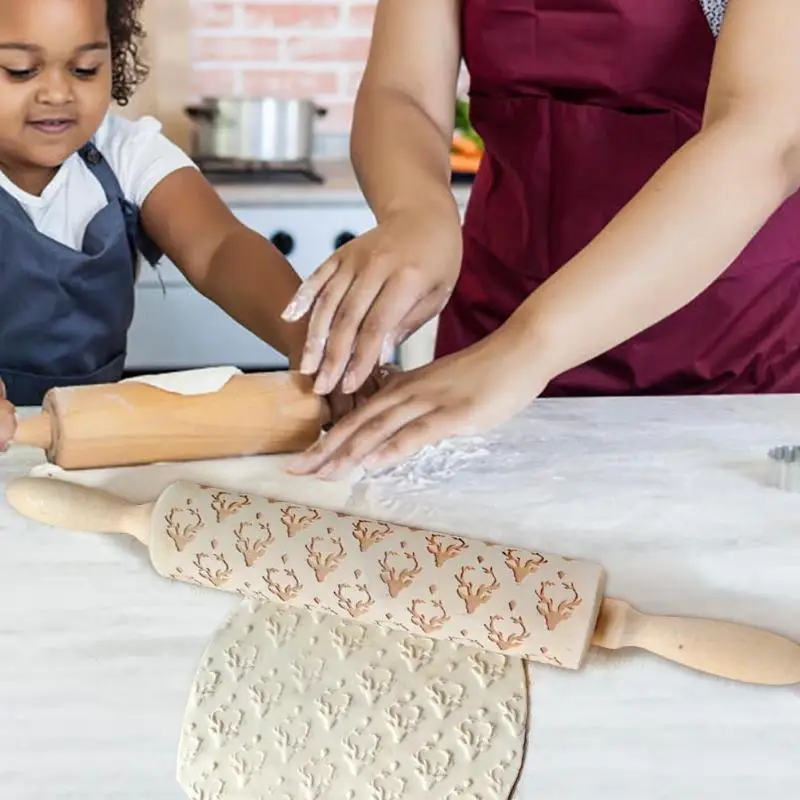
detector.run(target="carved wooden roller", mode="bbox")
[12,372,324,469]
[7,477,800,684]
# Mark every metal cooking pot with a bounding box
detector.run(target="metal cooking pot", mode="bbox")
[184,98,327,164]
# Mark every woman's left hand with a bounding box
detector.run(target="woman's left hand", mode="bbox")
[289,326,549,477]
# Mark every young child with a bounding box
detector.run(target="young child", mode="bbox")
[0,0,312,445]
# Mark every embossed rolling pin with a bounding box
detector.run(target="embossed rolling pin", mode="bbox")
[7,477,800,685]
[12,372,324,469]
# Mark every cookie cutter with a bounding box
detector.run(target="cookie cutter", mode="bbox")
[767,446,800,492]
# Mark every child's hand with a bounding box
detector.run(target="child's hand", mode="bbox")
[0,380,16,452]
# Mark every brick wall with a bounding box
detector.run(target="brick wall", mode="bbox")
[190,1,378,135]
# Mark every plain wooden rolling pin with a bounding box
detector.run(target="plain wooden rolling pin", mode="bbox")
[12,372,324,469]
[7,477,800,685]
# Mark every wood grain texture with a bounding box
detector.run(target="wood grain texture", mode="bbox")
[15,372,323,469]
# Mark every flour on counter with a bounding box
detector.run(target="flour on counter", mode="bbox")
[365,435,493,490]
[351,434,503,527]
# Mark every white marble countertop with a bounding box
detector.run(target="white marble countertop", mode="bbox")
[212,159,473,208]
[1,396,799,798]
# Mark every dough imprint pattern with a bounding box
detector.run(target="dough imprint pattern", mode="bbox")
[178,599,528,800]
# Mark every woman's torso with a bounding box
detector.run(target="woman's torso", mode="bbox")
[437,0,800,394]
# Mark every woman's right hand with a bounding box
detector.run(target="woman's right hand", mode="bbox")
[282,208,463,396]
[0,380,16,452]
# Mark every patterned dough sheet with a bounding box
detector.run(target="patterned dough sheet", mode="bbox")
[178,598,528,800]
[150,482,606,670]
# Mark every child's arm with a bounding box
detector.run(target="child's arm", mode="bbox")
[139,167,308,367]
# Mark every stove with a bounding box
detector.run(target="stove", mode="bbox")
[194,157,324,185]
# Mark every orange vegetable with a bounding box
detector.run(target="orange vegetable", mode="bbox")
[451,133,482,157]
[450,152,482,173]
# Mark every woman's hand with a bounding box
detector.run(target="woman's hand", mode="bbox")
[0,380,17,452]
[324,364,398,426]
[288,325,549,478]
[282,208,462,397]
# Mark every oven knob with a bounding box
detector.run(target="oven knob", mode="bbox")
[270,231,295,256]
[334,231,356,249]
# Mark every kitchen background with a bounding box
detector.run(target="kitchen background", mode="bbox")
[123,0,474,374]
[193,0,377,155]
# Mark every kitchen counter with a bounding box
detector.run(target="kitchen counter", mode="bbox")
[210,159,473,208]
[1,396,798,798]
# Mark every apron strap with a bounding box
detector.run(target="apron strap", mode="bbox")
[78,141,163,267]
[78,141,123,204]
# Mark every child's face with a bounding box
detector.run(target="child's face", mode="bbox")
[0,0,112,173]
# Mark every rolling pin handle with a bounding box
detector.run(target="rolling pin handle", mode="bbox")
[13,411,53,451]
[4,477,152,545]
[592,598,800,686]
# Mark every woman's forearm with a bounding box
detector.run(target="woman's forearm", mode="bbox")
[348,0,462,223]
[350,85,461,226]
[511,114,800,379]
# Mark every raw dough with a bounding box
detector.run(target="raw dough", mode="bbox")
[178,599,527,800]
[28,454,361,511]
[121,366,243,395]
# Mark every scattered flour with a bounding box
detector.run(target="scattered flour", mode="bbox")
[365,435,493,490]
[351,434,503,525]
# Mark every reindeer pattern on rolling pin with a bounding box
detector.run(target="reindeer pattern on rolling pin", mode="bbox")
[150,482,605,669]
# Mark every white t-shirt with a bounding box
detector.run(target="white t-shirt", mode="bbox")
[0,113,195,251]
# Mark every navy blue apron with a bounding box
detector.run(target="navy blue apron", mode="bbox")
[0,141,161,406]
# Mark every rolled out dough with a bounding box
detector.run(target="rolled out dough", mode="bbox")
[178,599,527,800]
[121,366,243,395]
[28,454,361,512]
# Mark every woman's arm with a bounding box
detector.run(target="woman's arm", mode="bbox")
[287,0,800,476]
[508,0,800,381]
[139,168,308,366]
[282,0,465,394]
[351,0,462,222]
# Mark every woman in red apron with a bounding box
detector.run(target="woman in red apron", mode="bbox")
[287,0,800,476]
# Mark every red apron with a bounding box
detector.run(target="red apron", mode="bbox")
[436,0,800,394]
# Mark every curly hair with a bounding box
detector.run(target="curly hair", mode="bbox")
[107,0,149,106]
